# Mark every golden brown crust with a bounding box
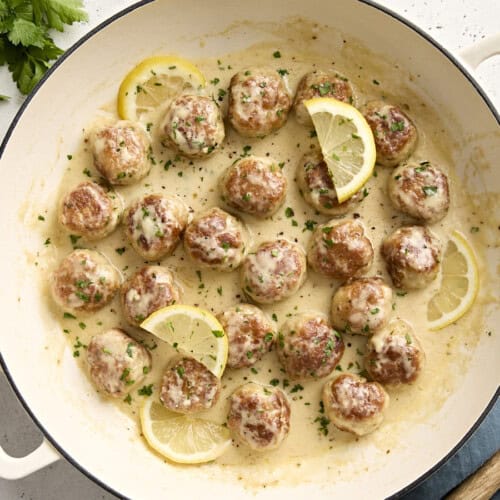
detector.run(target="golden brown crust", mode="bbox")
[228,68,292,137]
[307,220,374,280]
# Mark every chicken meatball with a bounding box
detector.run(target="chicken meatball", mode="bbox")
[121,266,180,326]
[228,68,292,137]
[160,94,225,159]
[241,239,307,304]
[159,357,221,414]
[124,194,189,261]
[59,181,123,240]
[227,382,291,451]
[365,319,425,385]
[296,150,360,216]
[277,313,344,379]
[381,226,441,290]
[388,162,450,223]
[221,156,287,218]
[217,304,275,369]
[184,207,248,272]
[87,328,151,398]
[322,373,389,437]
[51,249,121,313]
[363,101,417,167]
[294,70,356,126]
[331,277,393,335]
[90,120,150,185]
[307,220,374,280]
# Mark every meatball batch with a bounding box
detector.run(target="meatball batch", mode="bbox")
[228,68,292,137]
[296,150,359,216]
[184,207,248,272]
[277,313,344,379]
[307,220,374,280]
[365,319,425,385]
[294,70,356,126]
[90,120,151,185]
[322,373,390,437]
[124,193,189,261]
[331,277,393,335]
[388,162,450,223]
[241,239,307,304]
[227,382,291,451]
[59,181,123,240]
[121,265,180,326]
[160,95,225,159]
[87,328,152,398]
[221,156,287,218]
[160,357,221,414]
[51,249,121,313]
[217,304,275,369]
[381,226,441,290]
[363,101,417,167]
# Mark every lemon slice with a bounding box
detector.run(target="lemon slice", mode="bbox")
[140,305,228,377]
[304,97,376,203]
[140,398,231,464]
[427,230,479,331]
[117,55,206,121]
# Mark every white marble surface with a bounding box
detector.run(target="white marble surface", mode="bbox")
[0,0,498,498]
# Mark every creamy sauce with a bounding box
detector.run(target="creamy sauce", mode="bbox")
[31,20,492,489]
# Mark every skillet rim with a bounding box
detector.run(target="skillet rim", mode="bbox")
[0,1,498,498]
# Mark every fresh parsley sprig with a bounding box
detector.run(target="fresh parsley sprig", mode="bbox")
[0,0,88,96]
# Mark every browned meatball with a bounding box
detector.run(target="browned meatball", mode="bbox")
[59,181,123,240]
[217,304,275,369]
[296,150,360,216]
[124,194,189,261]
[51,249,121,313]
[121,265,180,326]
[160,95,225,159]
[227,382,291,451]
[307,220,374,280]
[388,162,450,223]
[294,70,356,126]
[381,226,441,289]
[87,328,152,398]
[365,319,425,385]
[228,68,292,137]
[331,277,393,335]
[90,120,150,185]
[241,239,307,304]
[221,156,287,218]
[363,101,417,167]
[277,313,344,379]
[184,207,248,271]
[322,373,389,436]
[159,357,221,414]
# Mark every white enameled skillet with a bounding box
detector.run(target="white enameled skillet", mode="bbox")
[0,1,498,498]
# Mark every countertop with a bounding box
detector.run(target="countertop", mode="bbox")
[0,1,498,498]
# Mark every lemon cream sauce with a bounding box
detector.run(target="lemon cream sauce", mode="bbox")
[34,22,491,488]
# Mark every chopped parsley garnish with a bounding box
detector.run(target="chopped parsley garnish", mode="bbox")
[285,207,294,218]
[273,50,281,58]
[212,330,224,338]
[63,312,76,319]
[123,394,132,405]
[270,378,280,386]
[470,226,480,233]
[422,185,438,196]
[264,332,274,342]
[115,247,126,255]
[303,220,317,232]
[390,121,405,132]
[277,68,289,76]
[138,384,153,396]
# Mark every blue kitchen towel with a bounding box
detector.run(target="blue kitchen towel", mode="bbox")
[402,397,499,499]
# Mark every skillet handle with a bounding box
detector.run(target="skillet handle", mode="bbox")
[0,439,60,479]
[458,33,500,69]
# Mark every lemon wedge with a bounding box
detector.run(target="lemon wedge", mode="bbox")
[140,305,228,377]
[304,97,376,203]
[427,230,479,331]
[140,398,231,464]
[117,55,206,121]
